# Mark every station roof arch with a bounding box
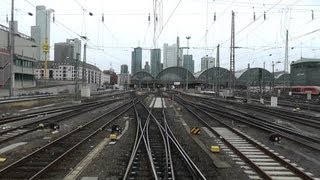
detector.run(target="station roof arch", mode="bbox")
[131,71,154,81]
[237,68,274,86]
[156,67,195,84]
[197,67,234,86]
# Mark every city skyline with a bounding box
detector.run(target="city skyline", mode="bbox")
[2,0,320,73]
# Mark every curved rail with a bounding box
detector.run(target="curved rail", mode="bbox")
[0,98,136,179]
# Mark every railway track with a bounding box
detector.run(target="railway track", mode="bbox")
[0,97,126,144]
[124,95,206,179]
[175,95,318,180]
[0,98,136,179]
[182,95,320,151]
[177,93,320,149]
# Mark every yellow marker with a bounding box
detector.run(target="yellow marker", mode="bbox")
[110,133,117,141]
[211,145,220,153]
[190,127,201,135]
[0,157,6,162]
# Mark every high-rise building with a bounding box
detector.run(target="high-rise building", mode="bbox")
[31,5,53,61]
[67,38,81,60]
[151,49,161,77]
[183,55,194,74]
[121,64,129,74]
[54,42,74,62]
[54,38,81,62]
[131,47,142,74]
[163,43,178,69]
[176,36,183,67]
[144,62,150,73]
[201,56,215,71]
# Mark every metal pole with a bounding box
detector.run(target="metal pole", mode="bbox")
[75,53,80,101]
[9,0,15,97]
[216,44,220,94]
[186,36,191,90]
[272,61,275,92]
[82,43,87,85]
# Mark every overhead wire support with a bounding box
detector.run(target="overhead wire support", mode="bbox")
[229,11,235,95]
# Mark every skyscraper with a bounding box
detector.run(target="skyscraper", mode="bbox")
[131,47,142,74]
[54,38,81,62]
[144,62,150,73]
[54,42,74,62]
[183,55,194,74]
[151,49,161,77]
[121,64,129,74]
[201,56,215,71]
[163,43,178,69]
[31,5,53,61]
[67,38,81,60]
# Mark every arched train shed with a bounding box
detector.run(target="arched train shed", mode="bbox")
[156,67,196,85]
[197,67,234,89]
[131,71,154,87]
[237,68,274,88]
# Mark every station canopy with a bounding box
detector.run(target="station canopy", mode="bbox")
[131,71,154,84]
[197,67,233,87]
[156,67,195,84]
[275,73,290,86]
[237,68,274,86]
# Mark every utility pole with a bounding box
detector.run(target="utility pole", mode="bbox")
[176,36,180,67]
[216,44,220,94]
[284,30,289,73]
[246,63,250,102]
[229,11,235,95]
[186,36,191,90]
[82,43,87,84]
[9,0,15,97]
[75,53,80,101]
[272,61,275,91]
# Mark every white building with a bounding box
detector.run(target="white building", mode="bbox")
[117,74,130,86]
[35,61,102,86]
[163,43,182,69]
[101,73,111,85]
[201,56,215,71]
[31,5,53,61]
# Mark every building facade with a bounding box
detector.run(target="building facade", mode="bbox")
[0,23,36,89]
[131,47,142,75]
[54,42,74,62]
[67,38,81,60]
[163,43,178,69]
[120,64,128,74]
[117,74,130,87]
[144,62,150,73]
[31,5,53,61]
[151,49,161,77]
[183,55,194,73]
[201,56,215,71]
[290,58,320,86]
[35,61,102,86]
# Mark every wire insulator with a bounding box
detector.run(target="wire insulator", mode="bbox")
[311,10,314,20]
[214,12,216,21]
[253,12,256,21]
[264,11,266,20]
[102,13,104,22]
[53,13,55,23]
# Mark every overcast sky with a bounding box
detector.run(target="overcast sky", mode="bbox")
[1,0,320,73]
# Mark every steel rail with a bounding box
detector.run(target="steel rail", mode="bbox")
[140,100,207,180]
[0,98,135,179]
[175,95,314,180]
